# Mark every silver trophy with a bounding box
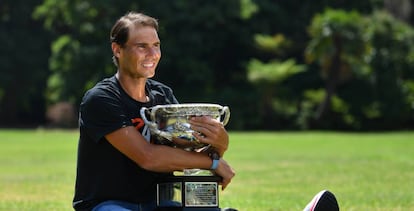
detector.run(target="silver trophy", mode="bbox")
[140,103,230,210]
[140,103,230,150]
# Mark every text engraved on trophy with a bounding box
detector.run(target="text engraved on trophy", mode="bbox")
[184,182,218,207]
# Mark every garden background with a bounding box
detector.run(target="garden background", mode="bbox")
[1,0,414,210]
[1,0,414,131]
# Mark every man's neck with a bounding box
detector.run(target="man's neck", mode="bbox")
[116,72,149,102]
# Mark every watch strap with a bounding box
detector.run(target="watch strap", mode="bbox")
[209,151,220,170]
[211,159,219,170]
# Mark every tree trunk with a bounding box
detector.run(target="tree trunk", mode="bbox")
[316,33,342,122]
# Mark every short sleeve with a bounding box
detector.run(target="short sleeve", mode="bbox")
[79,88,132,143]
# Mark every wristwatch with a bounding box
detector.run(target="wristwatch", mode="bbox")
[208,151,220,170]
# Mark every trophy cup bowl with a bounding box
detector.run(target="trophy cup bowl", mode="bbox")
[140,103,230,151]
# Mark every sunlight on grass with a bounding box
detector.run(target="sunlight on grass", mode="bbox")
[0,129,77,211]
[222,132,414,211]
[0,130,413,210]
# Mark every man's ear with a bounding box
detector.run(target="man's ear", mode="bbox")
[111,42,121,57]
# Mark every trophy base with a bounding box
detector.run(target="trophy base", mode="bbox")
[156,175,221,210]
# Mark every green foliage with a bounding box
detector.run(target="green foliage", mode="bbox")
[32,0,264,129]
[247,30,306,129]
[303,9,372,129]
[297,89,356,129]
[0,0,51,126]
[2,0,414,130]
[253,34,291,54]
[33,0,121,104]
[32,0,255,106]
[248,59,305,84]
[300,8,414,129]
[357,10,414,128]
[328,10,414,130]
[239,0,259,19]
[305,9,370,81]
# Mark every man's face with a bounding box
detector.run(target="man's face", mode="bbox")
[118,25,161,79]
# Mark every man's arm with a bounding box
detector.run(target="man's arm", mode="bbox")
[105,125,235,189]
[106,126,211,172]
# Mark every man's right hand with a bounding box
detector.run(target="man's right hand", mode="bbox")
[215,158,235,190]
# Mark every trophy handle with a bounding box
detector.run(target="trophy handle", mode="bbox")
[221,106,230,126]
[140,107,173,141]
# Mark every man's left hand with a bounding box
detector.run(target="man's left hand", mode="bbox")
[189,116,229,156]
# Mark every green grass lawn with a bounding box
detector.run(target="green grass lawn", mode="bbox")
[0,129,413,211]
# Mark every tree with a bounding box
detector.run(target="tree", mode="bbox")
[30,0,391,130]
[33,0,261,129]
[243,0,381,130]
[304,9,414,130]
[33,0,129,105]
[247,34,305,129]
[0,0,51,127]
[305,9,371,127]
[360,10,414,129]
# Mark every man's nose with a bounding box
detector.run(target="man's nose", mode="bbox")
[147,47,160,58]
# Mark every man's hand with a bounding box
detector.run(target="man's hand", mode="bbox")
[189,116,229,156]
[215,158,235,190]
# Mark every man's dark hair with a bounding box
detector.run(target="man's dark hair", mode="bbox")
[110,12,159,67]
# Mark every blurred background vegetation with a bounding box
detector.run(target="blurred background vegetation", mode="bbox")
[1,0,414,131]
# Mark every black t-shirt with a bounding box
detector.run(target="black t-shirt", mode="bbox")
[73,75,178,210]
